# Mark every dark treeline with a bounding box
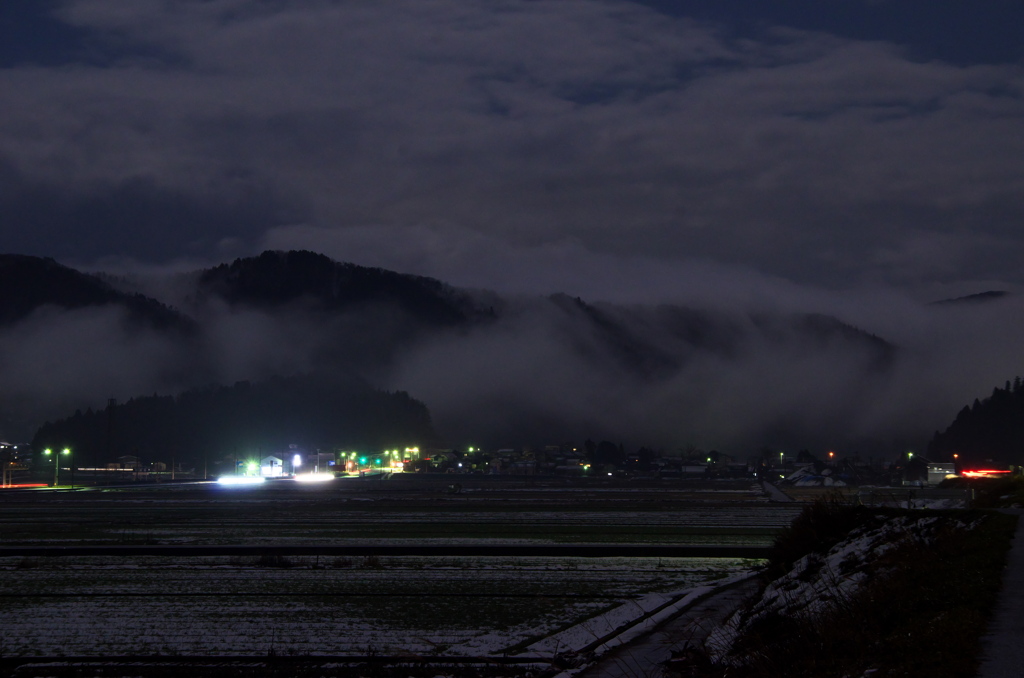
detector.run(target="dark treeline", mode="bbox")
[32,374,437,471]
[0,254,193,331]
[928,376,1024,466]
[198,249,492,326]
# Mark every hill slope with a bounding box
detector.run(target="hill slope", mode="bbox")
[32,374,437,471]
[928,377,1024,467]
[197,249,490,325]
[0,254,193,331]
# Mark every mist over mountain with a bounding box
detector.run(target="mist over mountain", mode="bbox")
[0,254,194,331]
[1,250,1020,456]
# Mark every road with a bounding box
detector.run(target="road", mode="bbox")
[575,576,760,678]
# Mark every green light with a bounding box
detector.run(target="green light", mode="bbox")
[375,459,381,465]
[359,457,367,464]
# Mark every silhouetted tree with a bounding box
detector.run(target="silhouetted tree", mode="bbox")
[928,376,1024,467]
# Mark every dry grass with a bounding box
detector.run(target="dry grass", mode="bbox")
[674,501,1018,678]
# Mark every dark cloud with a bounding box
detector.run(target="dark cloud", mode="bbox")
[0,164,295,261]
[629,1,1024,65]
[2,1,1020,296]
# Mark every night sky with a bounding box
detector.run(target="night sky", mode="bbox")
[3,0,1023,303]
[4,1,1024,451]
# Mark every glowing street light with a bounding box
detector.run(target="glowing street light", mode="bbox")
[43,448,71,487]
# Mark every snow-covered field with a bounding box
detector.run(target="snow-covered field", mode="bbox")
[0,555,758,657]
[0,481,796,659]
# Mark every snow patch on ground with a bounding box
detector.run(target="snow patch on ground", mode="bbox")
[706,513,977,662]
[523,571,756,658]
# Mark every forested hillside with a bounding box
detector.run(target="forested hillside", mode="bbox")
[32,375,437,471]
[928,377,1024,467]
[197,249,492,326]
[0,254,192,331]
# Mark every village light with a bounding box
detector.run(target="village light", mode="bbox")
[295,473,333,483]
[217,475,265,486]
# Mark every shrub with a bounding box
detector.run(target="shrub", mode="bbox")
[766,494,867,578]
[692,509,1017,678]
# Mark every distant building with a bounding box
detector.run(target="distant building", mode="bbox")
[115,455,139,470]
[927,462,957,485]
[260,455,284,477]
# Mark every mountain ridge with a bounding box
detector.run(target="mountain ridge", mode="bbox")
[1,250,906,450]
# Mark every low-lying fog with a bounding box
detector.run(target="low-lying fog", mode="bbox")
[3,249,1021,456]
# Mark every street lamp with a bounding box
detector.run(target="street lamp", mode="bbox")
[43,448,71,487]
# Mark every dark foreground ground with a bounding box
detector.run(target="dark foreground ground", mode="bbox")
[0,476,789,676]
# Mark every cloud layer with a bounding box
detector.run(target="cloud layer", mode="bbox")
[1,0,1022,297]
